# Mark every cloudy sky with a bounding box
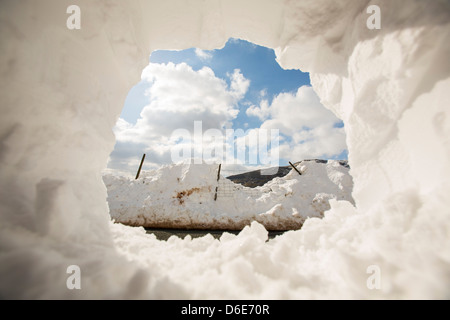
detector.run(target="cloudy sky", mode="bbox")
[107,39,347,176]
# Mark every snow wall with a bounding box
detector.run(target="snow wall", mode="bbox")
[105,160,354,230]
[0,0,449,299]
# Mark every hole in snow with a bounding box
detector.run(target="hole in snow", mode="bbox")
[3,1,447,299]
[103,38,352,236]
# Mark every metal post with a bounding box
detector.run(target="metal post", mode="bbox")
[289,161,302,176]
[214,164,222,201]
[216,163,222,181]
[135,153,146,179]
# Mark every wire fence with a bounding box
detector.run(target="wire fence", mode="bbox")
[216,177,262,198]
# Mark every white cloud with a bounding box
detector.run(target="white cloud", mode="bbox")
[247,86,347,161]
[228,69,250,100]
[194,48,213,61]
[259,89,267,97]
[246,99,270,121]
[109,62,249,173]
[116,63,245,141]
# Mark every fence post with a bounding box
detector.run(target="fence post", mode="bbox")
[289,161,302,176]
[135,154,146,180]
[214,164,222,201]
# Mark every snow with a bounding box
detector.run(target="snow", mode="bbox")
[104,160,354,230]
[1,0,450,299]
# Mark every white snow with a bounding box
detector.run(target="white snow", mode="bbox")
[104,160,354,230]
[0,0,449,299]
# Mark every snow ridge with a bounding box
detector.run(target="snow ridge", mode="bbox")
[105,160,354,230]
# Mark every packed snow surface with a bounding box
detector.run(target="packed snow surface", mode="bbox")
[0,0,449,299]
[104,160,354,230]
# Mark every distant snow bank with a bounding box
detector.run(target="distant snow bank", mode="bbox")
[104,160,354,230]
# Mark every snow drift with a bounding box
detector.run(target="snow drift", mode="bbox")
[0,0,449,299]
[105,160,354,230]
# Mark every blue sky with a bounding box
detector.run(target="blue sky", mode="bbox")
[109,39,347,176]
[122,39,310,127]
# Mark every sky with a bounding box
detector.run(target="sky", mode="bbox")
[107,38,348,177]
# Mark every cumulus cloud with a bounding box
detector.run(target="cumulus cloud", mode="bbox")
[246,89,271,121]
[228,69,250,100]
[246,99,270,121]
[247,86,347,161]
[194,48,213,61]
[109,62,249,174]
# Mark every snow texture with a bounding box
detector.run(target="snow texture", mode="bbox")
[104,160,354,230]
[0,0,449,299]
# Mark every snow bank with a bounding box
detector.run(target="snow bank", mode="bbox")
[0,0,449,299]
[105,160,354,230]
